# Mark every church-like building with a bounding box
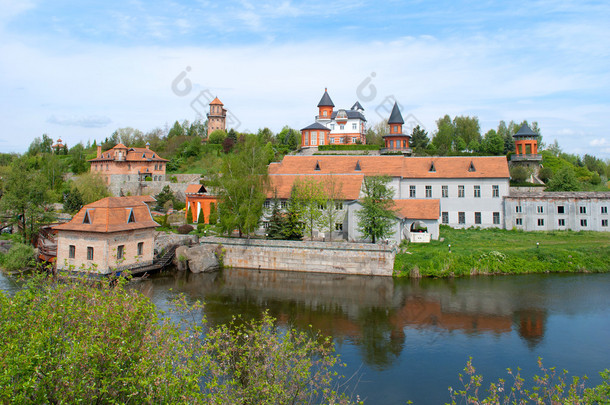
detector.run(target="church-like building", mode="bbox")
[89,143,168,184]
[300,88,367,148]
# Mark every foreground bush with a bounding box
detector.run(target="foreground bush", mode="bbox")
[0,243,35,271]
[448,358,610,404]
[0,276,356,404]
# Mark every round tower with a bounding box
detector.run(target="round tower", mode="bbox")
[317,88,334,120]
[382,102,411,154]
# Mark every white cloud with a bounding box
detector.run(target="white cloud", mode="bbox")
[47,115,112,128]
[590,138,609,147]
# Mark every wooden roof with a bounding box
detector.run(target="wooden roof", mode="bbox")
[269,155,509,179]
[54,196,159,233]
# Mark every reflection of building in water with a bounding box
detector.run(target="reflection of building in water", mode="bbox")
[515,309,546,348]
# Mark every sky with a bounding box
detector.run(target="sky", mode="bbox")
[1,0,609,158]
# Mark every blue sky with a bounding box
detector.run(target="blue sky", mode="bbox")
[1,0,609,157]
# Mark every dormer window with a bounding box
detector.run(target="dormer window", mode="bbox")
[83,210,92,224]
[152,154,155,158]
[429,162,436,172]
[127,209,135,224]
[355,160,361,171]
[314,161,321,171]
[468,161,476,172]
[142,153,146,158]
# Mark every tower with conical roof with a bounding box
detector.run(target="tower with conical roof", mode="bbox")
[317,88,334,121]
[382,102,412,154]
[207,97,227,137]
[512,123,540,159]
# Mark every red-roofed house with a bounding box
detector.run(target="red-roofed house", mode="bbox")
[89,143,168,184]
[54,196,159,274]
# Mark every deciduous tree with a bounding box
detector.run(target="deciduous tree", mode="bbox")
[356,176,396,243]
[292,177,326,240]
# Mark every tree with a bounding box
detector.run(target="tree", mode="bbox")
[167,120,185,138]
[546,166,580,191]
[155,185,176,211]
[68,143,89,174]
[538,166,553,183]
[208,129,227,145]
[366,119,389,147]
[63,187,84,214]
[432,115,454,155]
[453,116,481,147]
[281,198,304,240]
[72,173,110,205]
[209,202,218,225]
[292,177,326,240]
[214,136,269,237]
[186,208,193,224]
[510,166,529,183]
[481,129,504,155]
[410,125,429,153]
[265,198,285,239]
[0,158,55,243]
[356,176,396,243]
[198,207,205,224]
[319,175,344,241]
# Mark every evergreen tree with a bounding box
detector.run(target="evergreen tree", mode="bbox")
[63,187,84,214]
[356,176,396,243]
[410,125,429,153]
[186,208,193,224]
[281,198,304,240]
[198,207,205,224]
[266,198,285,239]
[209,202,218,225]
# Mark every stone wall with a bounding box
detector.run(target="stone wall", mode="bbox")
[200,237,396,276]
[108,174,203,200]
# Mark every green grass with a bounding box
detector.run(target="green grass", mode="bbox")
[394,226,610,277]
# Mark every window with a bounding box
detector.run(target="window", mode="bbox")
[442,212,449,224]
[263,221,270,229]
[493,212,500,225]
[492,185,499,198]
[515,218,523,226]
[335,223,343,231]
[580,219,588,227]
[117,245,124,260]
[69,245,75,259]
[352,123,357,130]
[280,201,288,209]
[335,202,343,210]
[603,219,608,227]
[425,185,432,198]
[318,202,326,210]
[340,125,345,130]
[602,206,608,214]
[264,200,271,209]
[319,132,325,145]
[83,210,91,224]
[537,206,544,214]
[304,133,309,145]
[87,247,94,260]
[557,206,565,214]
[323,110,327,117]
[515,206,522,213]
[580,206,587,214]
[330,138,335,144]
[458,212,465,224]
[442,185,448,198]
[458,185,465,198]
[474,185,481,198]
[409,185,416,198]
[537,218,545,227]
[127,209,135,223]
[352,137,357,143]
[558,219,565,227]
[393,125,398,132]
[330,124,335,130]
[474,212,481,224]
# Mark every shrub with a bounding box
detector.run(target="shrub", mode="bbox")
[0,277,357,404]
[510,166,529,183]
[0,243,35,271]
[145,176,152,182]
[177,224,194,234]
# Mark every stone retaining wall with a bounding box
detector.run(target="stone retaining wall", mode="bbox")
[200,237,396,276]
[108,174,203,200]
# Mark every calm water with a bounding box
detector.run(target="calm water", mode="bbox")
[2,269,609,404]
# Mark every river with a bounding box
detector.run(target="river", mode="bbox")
[2,269,609,404]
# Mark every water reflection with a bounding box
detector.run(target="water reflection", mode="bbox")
[135,268,562,369]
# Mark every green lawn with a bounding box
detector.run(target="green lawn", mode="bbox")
[394,226,610,277]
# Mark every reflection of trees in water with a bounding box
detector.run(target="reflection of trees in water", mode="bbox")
[138,269,563,370]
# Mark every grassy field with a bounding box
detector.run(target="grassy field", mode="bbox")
[394,226,610,277]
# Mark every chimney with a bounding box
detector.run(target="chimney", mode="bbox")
[97,145,102,158]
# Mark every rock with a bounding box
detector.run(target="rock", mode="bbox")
[172,244,221,274]
[155,232,198,254]
[409,266,421,278]
[174,245,189,271]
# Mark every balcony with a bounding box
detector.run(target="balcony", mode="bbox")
[511,154,542,162]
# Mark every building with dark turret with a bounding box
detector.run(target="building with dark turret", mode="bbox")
[382,102,412,154]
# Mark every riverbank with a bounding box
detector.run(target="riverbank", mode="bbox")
[395,226,610,277]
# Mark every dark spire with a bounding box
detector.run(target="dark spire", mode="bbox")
[317,88,335,107]
[514,123,537,138]
[351,101,364,111]
[388,102,404,124]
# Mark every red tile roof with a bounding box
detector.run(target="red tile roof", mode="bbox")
[393,199,440,220]
[89,145,168,162]
[186,184,207,194]
[54,197,159,233]
[210,97,224,105]
[269,155,509,178]
[268,175,364,199]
